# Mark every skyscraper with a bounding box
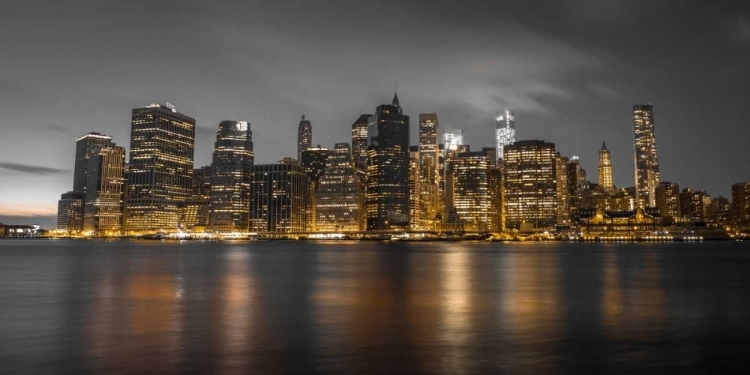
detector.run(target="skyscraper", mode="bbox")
[503,140,557,231]
[300,146,330,231]
[633,104,660,208]
[732,182,750,227]
[442,128,464,158]
[679,188,707,222]
[351,114,372,179]
[249,162,308,234]
[316,143,362,232]
[556,154,571,225]
[409,146,421,230]
[450,151,490,232]
[418,113,440,183]
[125,103,195,233]
[209,120,254,232]
[83,145,126,235]
[181,166,212,230]
[73,132,113,194]
[56,191,84,234]
[297,115,312,162]
[598,141,614,193]
[495,109,515,162]
[366,90,410,230]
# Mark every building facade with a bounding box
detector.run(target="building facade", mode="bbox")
[365,92,410,230]
[297,115,312,162]
[503,140,557,231]
[598,141,614,193]
[351,114,372,179]
[679,188,707,223]
[125,103,195,233]
[450,151,490,232]
[316,143,362,232]
[209,121,254,232]
[495,109,515,162]
[57,191,85,233]
[300,147,330,231]
[732,182,750,228]
[83,145,126,235]
[655,181,680,221]
[633,104,660,208]
[249,163,308,233]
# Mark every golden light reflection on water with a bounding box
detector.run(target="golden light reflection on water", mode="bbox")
[217,249,256,373]
[439,248,472,374]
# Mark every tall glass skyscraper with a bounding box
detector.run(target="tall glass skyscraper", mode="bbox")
[249,163,308,234]
[126,103,195,233]
[503,140,557,231]
[351,114,371,176]
[495,109,515,162]
[297,115,312,162]
[633,104,660,208]
[442,128,464,157]
[73,132,113,195]
[209,120,254,232]
[83,145,126,235]
[366,91,410,230]
[316,143,362,232]
[418,113,439,184]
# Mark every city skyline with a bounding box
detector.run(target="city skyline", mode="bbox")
[2,1,750,227]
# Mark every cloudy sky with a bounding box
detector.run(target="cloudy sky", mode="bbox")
[1,0,749,227]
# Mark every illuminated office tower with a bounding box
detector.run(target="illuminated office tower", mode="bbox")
[409,146,421,230]
[495,109,515,161]
[732,182,750,227]
[208,121,254,232]
[249,162,308,233]
[633,104,660,208]
[317,143,362,232]
[83,145,126,235]
[450,151,490,232]
[73,132,113,194]
[598,141,615,193]
[556,154,571,226]
[57,191,84,233]
[181,166,211,230]
[298,115,313,162]
[488,167,503,232]
[300,146,330,231]
[126,103,195,233]
[482,147,497,167]
[679,188,706,222]
[503,140,557,231]
[351,114,372,179]
[419,113,440,183]
[442,128,464,158]
[566,157,587,219]
[655,181,680,221]
[365,90,410,230]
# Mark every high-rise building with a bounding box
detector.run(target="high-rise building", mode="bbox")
[442,128,464,158]
[73,132,113,194]
[351,114,372,180]
[366,91,410,230]
[249,162,308,233]
[450,151,490,232]
[679,188,707,222]
[83,145,126,235]
[300,147,330,231]
[418,113,440,183]
[316,143,362,232]
[488,167,503,232]
[409,146,421,230]
[482,147,497,168]
[125,103,195,233]
[56,191,85,233]
[181,166,211,230]
[633,104,660,208]
[208,121,254,232]
[732,182,750,227]
[566,156,587,219]
[297,115,312,162]
[495,109,515,162]
[503,140,557,231]
[556,154,571,226]
[598,141,614,193]
[655,181,680,221]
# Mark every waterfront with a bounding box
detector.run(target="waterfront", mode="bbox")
[1,240,749,374]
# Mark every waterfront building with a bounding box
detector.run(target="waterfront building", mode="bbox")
[566,156,587,219]
[181,166,211,230]
[208,121,254,232]
[706,195,732,225]
[418,113,440,183]
[409,147,421,230]
[598,141,615,193]
[56,191,84,234]
[365,91,410,230]
[556,154,571,226]
[73,132,113,194]
[249,162,308,233]
[495,109,515,161]
[679,188,707,222]
[300,146,330,231]
[450,151,490,232]
[503,140,557,231]
[488,167,503,232]
[297,115,312,162]
[125,103,195,233]
[732,182,750,228]
[316,143,362,232]
[655,181,680,221]
[633,104,660,208]
[83,145,126,235]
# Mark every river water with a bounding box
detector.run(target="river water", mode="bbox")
[0,240,748,374]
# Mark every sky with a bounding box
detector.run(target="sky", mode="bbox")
[1,0,749,228]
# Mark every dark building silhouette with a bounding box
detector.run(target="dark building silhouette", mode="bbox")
[297,115,312,162]
[249,163,308,233]
[366,90,410,230]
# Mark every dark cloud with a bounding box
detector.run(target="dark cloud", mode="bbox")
[0,162,69,176]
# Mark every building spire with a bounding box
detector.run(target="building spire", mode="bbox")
[601,140,608,151]
[301,114,305,121]
[392,78,400,107]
